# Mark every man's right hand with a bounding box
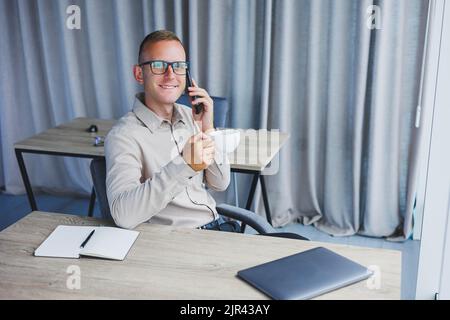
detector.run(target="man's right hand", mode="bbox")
[182,132,215,172]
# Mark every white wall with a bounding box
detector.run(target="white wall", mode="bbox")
[415,0,450,300]
[438,198,450,299]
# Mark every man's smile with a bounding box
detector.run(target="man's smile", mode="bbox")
[159,84,179,89]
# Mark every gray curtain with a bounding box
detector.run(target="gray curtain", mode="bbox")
[0,0,429,239]
[252,0,429,240]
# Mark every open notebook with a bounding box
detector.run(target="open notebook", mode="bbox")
[34,225,139,261]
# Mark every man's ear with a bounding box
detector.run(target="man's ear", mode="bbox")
[133,65,144,84]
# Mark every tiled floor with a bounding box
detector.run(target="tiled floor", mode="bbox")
[0,191,420,299]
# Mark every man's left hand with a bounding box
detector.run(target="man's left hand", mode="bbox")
[188,79,214,133]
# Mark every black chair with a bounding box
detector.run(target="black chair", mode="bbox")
[90,158,308,240]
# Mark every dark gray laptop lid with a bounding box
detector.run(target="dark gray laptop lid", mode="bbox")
[237,247,373,300]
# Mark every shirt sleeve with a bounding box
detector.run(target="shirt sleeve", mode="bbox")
[204,150,231,191]
[105,129,198,229]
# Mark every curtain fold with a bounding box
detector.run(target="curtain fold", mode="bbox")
[0,0,429,239]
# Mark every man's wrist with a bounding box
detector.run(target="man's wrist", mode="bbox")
[204,127,215,134]
[180,150,206,172]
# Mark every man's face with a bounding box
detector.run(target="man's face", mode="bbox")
[140,40,186,107]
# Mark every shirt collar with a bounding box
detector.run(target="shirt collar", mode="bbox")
[132,92,185,132]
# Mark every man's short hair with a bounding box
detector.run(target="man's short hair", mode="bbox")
[138,30,183,64]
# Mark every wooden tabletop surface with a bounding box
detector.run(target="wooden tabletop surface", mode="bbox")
[14,117,289,171]
[0,211,401,300]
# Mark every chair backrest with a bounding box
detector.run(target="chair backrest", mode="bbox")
[176,94,228,128]
[90,158,113,220]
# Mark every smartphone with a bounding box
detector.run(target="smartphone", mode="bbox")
[186,69,203,114]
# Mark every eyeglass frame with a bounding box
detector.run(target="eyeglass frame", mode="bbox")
[139,60,189,75]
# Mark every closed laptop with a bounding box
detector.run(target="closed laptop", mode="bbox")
[237,247,373,300]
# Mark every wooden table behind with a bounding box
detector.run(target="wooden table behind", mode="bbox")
[14,117,289,171]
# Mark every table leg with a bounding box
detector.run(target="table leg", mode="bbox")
[15,149,37,211]
[259,175,273,225]
[240,173,260,233]
[88,187,96,217]
[233,172,239,207]
[245,173,260,210]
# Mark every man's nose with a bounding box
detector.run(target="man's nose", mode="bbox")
[165,65,175,77]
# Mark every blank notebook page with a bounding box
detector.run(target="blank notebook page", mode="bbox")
[80,227,139,260]
[34,225,95,259]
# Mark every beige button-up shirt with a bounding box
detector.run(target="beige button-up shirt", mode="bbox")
[105,93,230,229]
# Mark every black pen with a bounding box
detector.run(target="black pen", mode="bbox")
[80,229,95,248]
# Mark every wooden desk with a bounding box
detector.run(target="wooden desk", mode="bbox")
[0,212,401,300]
[14,118,288,223]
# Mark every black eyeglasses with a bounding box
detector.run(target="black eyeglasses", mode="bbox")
[139,60,189,75]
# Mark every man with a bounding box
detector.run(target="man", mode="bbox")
[105,30,238,232]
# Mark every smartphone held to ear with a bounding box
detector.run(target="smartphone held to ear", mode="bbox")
[186,70,203,114]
